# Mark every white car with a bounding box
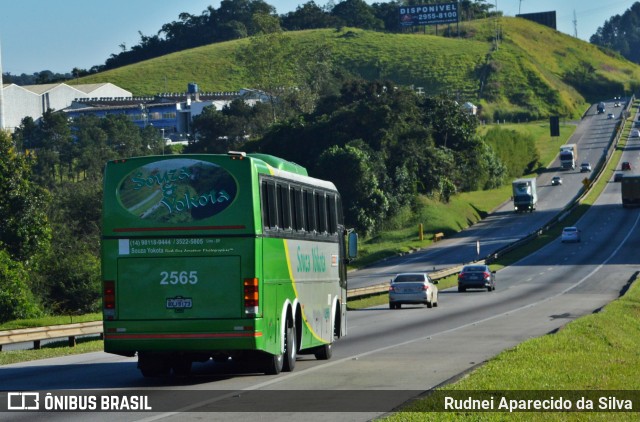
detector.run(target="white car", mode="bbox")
[630,129,640,138]
[388,273,438,309]
[561,226,581,243]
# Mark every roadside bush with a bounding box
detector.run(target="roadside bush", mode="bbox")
[0,250,42,323]
[31,243,101,315]
[483,127,539,177]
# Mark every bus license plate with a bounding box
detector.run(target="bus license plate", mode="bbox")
[166,297,192,309]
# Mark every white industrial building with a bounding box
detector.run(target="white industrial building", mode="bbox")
[0,82,132,132]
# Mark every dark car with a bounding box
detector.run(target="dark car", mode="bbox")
[622,162,632,171]
[458,265,496,292]
[614,173,624,182]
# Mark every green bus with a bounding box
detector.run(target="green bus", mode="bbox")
[102,151,357,377]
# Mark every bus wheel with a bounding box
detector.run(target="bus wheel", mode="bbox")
[314,343,332,360]
[138,353,170,378]
[283,322,297,372]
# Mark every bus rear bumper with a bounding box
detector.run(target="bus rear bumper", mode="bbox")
[103,319,267,355]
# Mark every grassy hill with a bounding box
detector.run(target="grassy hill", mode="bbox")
[73,17,640,121]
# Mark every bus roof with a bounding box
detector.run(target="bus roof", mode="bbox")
[246,153,337,191]
[248,153,308,176]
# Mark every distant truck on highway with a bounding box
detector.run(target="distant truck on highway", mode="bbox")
[621,175,640,207]
[512,178,538,213]
[559,144,577,170]
[597,102,606,114]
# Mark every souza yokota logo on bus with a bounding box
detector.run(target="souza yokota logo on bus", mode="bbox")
[296,245,327,273]
[117,159,237,222]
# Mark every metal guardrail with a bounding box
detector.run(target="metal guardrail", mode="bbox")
[347,261,484,299]
[0,321,103,351]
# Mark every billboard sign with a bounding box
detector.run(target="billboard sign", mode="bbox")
[399,2,459,27]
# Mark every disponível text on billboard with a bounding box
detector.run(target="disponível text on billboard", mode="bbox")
[399,2,459,27]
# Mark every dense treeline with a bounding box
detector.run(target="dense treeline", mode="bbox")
[590,2,640,64]
[0,73,538,321]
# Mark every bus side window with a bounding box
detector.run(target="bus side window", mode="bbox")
[305,189,317,233]
[261,180,279,230]
[293,187,305,232]
[316,191,327,234]
[327,194,337,234]
[277,183,292,230]
[336,195,344,226]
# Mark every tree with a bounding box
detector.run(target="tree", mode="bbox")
[316,143,389,236]
[421,94,478,151]
[236,14,296,122]
[38,109,74,185]
[371,1,403,32]
[190,106,234,153]
[12,116,40,152]
[331,0,384,30]
[217,0,275,35]
[281,1,338,30]
[0,130,52,262]
[591,3,640,64]
[72,115,114,179]
[0,250,42,323]
[31,178,103,314]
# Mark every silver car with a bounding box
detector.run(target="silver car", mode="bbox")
[388,273,438,309]
[561,226,581,243]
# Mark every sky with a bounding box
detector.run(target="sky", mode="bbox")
[0,0,638,76]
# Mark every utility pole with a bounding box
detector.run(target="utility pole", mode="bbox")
[573,10,578,38]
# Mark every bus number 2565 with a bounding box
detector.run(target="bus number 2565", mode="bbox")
[160,271,199,285]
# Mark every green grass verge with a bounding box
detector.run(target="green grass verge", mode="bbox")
[0,313,102,331]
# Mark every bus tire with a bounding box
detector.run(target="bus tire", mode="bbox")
[264,352,283,375]
[314,343,332,360]
[283,322,296,372]
[138,353,170,378]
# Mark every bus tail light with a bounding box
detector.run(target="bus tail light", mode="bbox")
[244,278,259,315]
[104,281,116,319]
